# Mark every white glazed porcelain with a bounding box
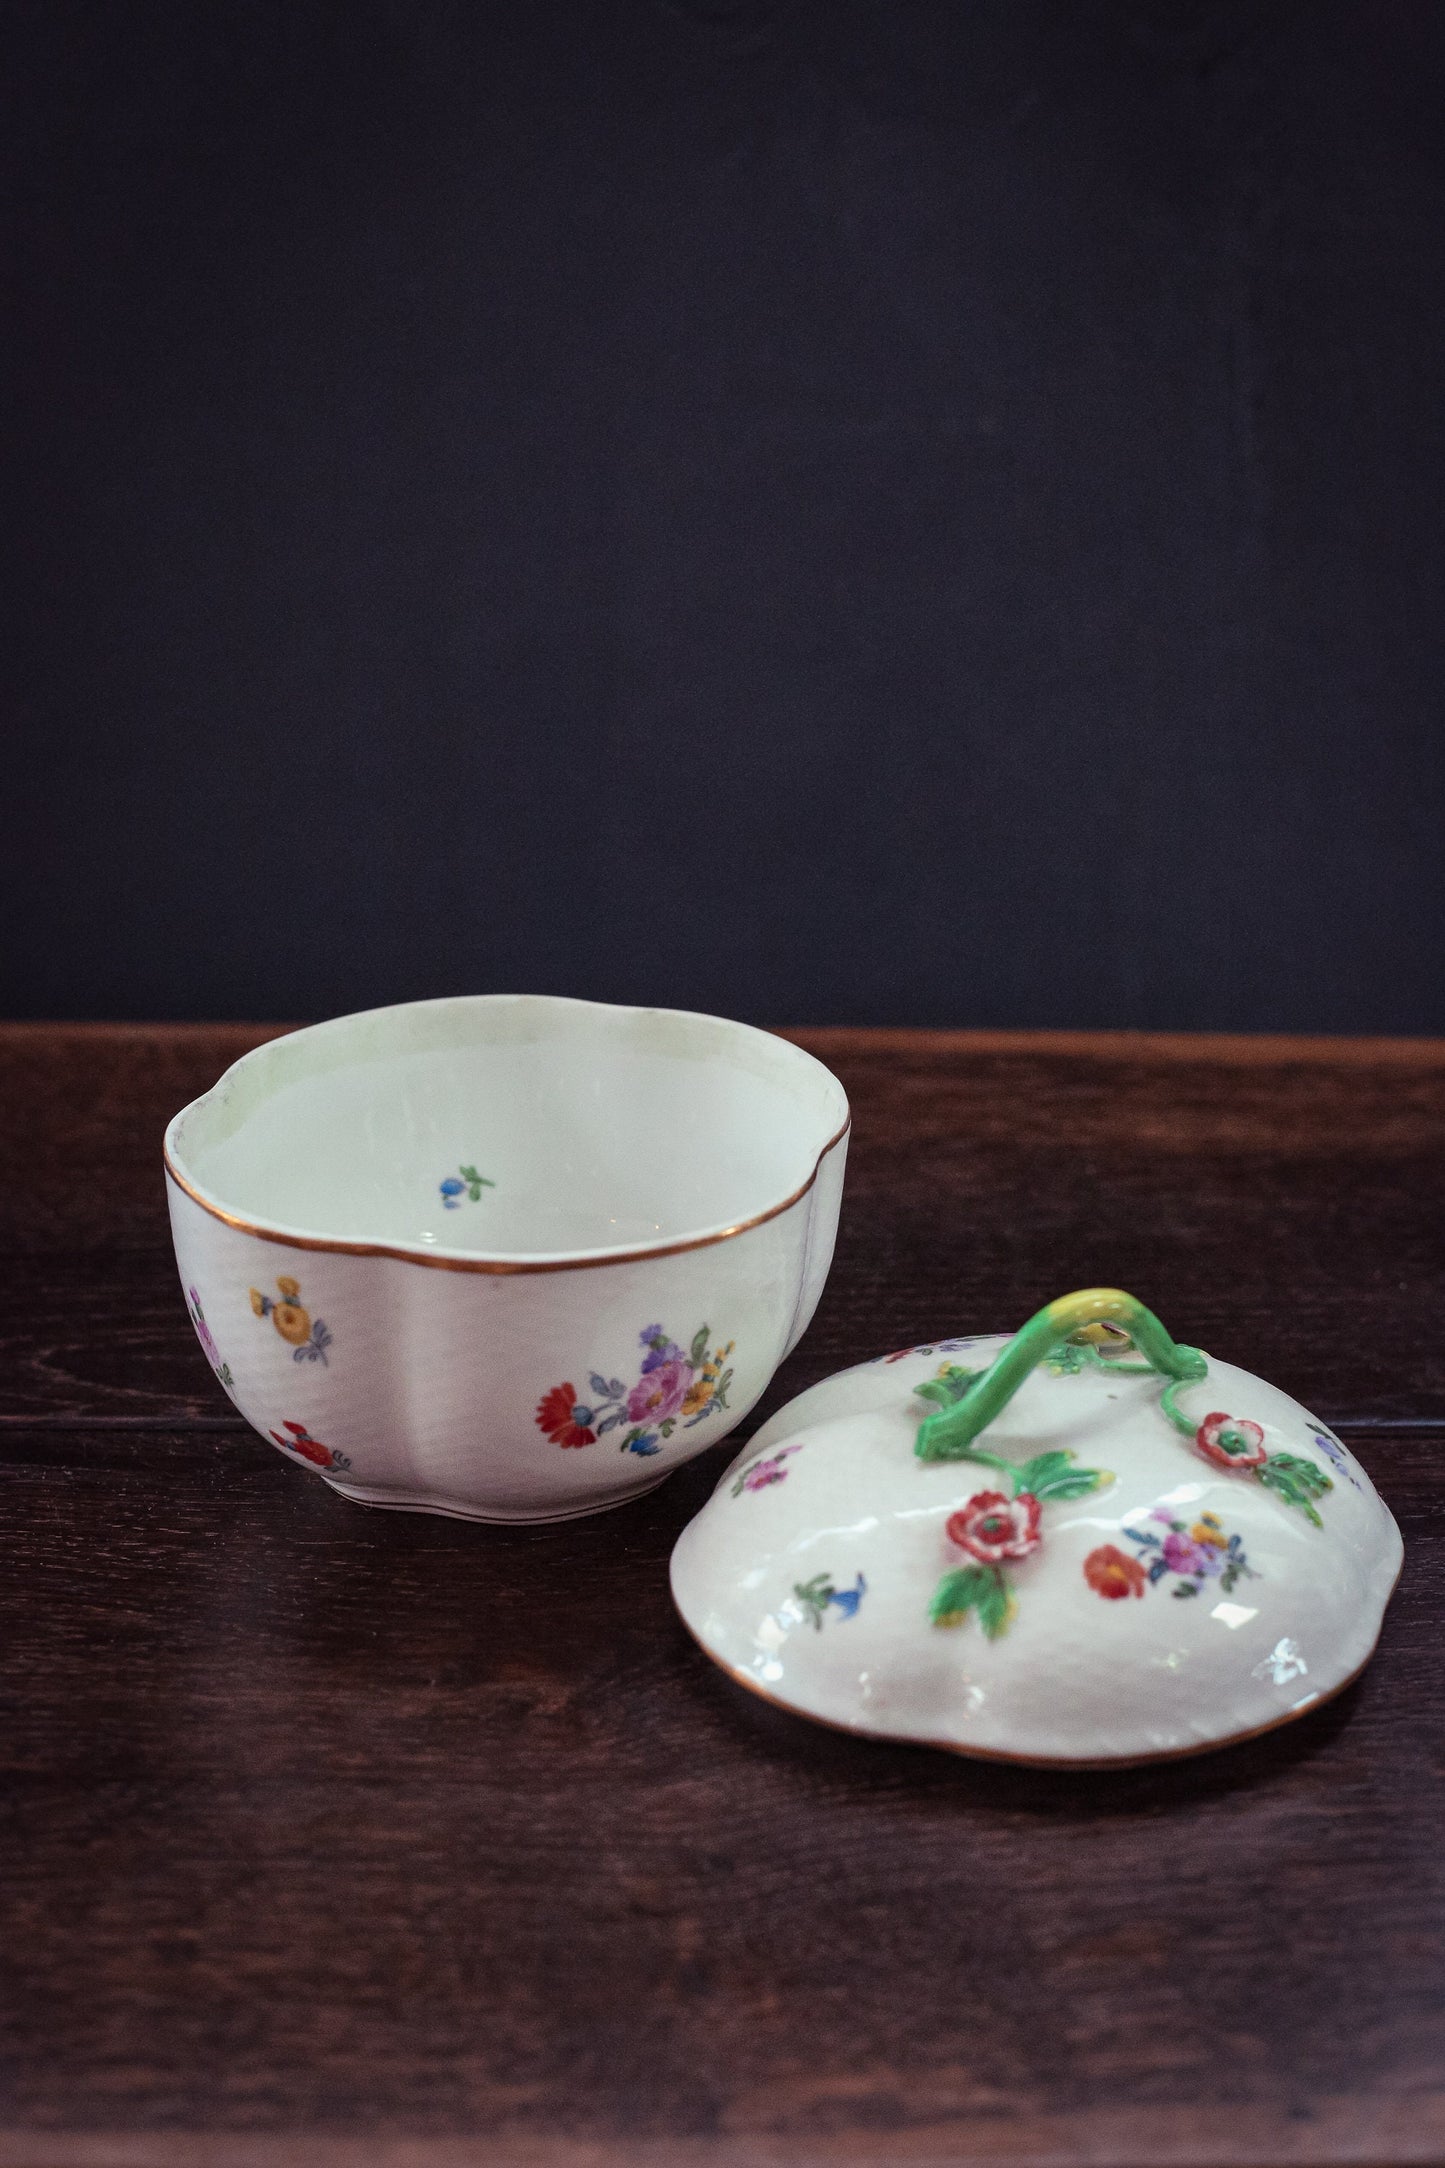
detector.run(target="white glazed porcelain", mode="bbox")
[671,1297,1403,1764]
[165,995,849,1521]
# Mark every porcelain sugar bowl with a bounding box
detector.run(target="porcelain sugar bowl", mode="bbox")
[166,994,849,1522]
[671,1289,1402,1764]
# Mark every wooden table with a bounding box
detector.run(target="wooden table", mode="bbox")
[2,1025,1443,2168]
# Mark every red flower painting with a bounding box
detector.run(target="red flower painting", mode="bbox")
[268,1419,346,1471]
[534,1383,597,1449]
[1083,1543,1149,1600]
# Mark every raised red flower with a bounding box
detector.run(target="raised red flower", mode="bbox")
[1195,1411,1267,1470]
[1084,1543,1148,1600]
[946,1489,1042,1565]
[270,1419,332,1469]
[535,1382,597,1449]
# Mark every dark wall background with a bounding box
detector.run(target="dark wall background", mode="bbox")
[4,1,1442,1030]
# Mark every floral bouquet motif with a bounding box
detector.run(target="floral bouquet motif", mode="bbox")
[536,1323,736,1459]
[1086,1509,1256,1602]
[250,1276,333,1366]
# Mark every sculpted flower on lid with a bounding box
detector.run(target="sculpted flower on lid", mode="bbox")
[945,1489,1043,1566]
[1195,1411,1268,1470]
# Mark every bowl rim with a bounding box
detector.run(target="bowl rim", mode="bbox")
[163,993,851,1275]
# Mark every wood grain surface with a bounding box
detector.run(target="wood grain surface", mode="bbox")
[1,1025,1442,2168]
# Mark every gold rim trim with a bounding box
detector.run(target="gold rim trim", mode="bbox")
[674,1576,1398,1770]
[162,1112,850,1275]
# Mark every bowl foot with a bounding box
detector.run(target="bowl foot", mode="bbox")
[319,1471,675,1524]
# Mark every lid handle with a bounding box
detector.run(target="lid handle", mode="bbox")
[915,1288,1207,1462]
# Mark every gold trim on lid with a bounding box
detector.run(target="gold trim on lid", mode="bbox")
[162,1112,851,1275]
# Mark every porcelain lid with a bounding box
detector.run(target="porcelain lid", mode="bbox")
[670,1290,1403,1765]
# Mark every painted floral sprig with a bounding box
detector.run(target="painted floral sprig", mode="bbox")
[187,1286,235,1396]
[249,1276,333,1366]
[1086,1508,1257,1603]
[731,1445,800,1497]
[268,1419,350,1473]
[440,1164,495,1210]
[535,1322,735,1458]
[1307,1422,1362,1490]
[794,1572,866,1628]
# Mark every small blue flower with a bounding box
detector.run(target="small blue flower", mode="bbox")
[293,1318,333,1366]
[827,1572,867,1621]
[440,1176,465,1209]
[626,1432,661,1457]
[1313,1430,1361,1489]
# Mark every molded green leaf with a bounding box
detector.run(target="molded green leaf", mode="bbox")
[1046,1341,1088,1374]
[929,1565,992,1627]
[914,1364,978,1412]
[1264,1450,1332,1498]
[1256,1459,1326,1527]
[1032,1466,1114,1501]
[1016,1449,1075,1493]
[975,1570,1016,1640]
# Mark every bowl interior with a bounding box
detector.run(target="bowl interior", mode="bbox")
[167,996,848,1259]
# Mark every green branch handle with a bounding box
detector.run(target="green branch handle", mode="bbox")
[915,1288,1208,1462]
